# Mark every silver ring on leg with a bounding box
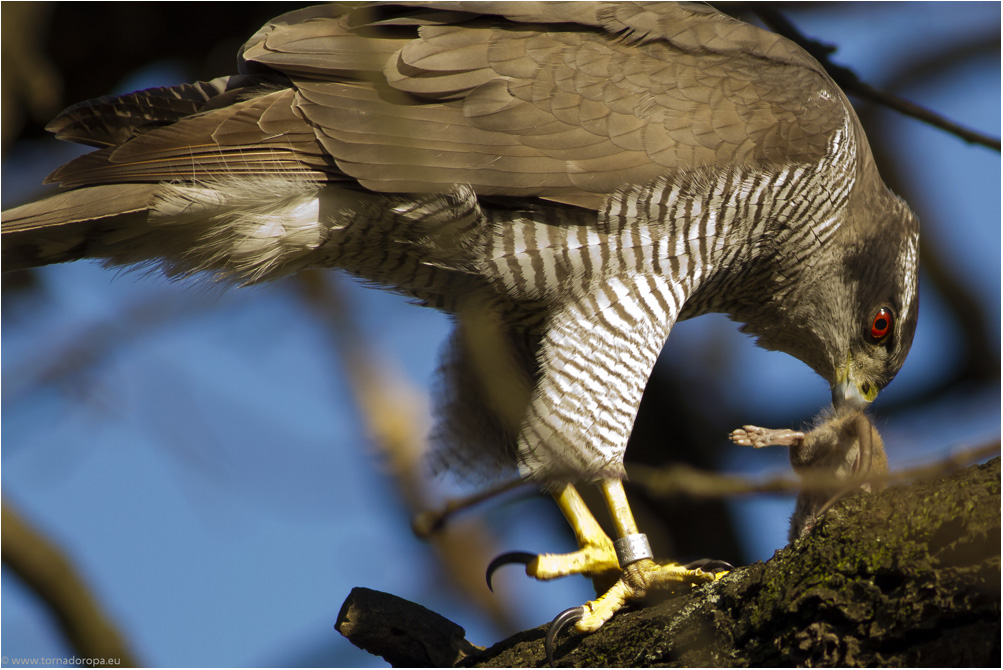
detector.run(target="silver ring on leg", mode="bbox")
[613,533,653,568]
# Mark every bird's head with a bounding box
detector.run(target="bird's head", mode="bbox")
[748,187,920,410]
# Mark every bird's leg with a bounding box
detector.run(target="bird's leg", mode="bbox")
[567,479,727,633]
[486,479,730,661]
[486,484,621,590]
[531,484,621,579]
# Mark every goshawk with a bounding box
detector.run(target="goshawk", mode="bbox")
[2,1,920,642]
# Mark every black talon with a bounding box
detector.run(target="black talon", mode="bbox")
[545,605,584,666]
[485,551,536,592]
[684,558,735,574]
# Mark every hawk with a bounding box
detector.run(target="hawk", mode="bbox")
[2,1,919,646]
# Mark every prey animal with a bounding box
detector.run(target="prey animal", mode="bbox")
[730,408,888,540]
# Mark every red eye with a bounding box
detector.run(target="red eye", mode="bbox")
[870,307,893,342]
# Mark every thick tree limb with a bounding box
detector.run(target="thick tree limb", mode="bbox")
[336,587,483,667]
[337,458,1001,667]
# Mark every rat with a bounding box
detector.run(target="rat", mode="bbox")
[730,407,887,541]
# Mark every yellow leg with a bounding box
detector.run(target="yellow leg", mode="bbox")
[488,477,729,653]
[526,484,620,580]
[573,479,727,632]
[600,478,640,536]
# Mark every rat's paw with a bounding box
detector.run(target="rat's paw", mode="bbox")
[730,425,804,448]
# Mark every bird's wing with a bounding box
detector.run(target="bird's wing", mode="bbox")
[43,2,850,211]
[46,85,335,189]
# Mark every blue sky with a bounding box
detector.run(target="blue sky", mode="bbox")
[2,3,999,667]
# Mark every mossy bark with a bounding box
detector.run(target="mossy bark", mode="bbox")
[339,458,1001,667]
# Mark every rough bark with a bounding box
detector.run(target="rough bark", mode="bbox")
[337,458,1001,667]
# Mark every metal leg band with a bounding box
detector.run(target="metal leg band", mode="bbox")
[613,533,652,568]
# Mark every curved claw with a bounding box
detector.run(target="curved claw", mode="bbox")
[485,551,536,592]
[545,605,584,666]
[684,557,735,574]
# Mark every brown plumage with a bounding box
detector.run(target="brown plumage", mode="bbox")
[1,2,921,637]
[7,2,851,265]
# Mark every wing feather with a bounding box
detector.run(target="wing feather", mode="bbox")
[39,1,853,212]
[46,90,332,188]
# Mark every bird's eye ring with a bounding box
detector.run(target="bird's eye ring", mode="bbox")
[869,307,893,342]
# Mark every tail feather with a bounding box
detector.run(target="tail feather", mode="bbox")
[1,184,158,270]
[1,176,330,284]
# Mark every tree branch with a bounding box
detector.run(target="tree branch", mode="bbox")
[628,440,1000,500]
[338,458,1002,667]
[292,272,522,634]
[1,500,140,666]
[749,5,1001,152]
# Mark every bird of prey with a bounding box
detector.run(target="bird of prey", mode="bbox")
[2,1,919,644]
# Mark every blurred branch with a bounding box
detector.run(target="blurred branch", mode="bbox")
[411,477,529,538]
[630,439,1000,500]
[293,271,521,633]
[1,500,140,666]
[749,6,1001,152]
[415,436,999,532]
[878,35,1001,389]
[919,237,1000,383]
[1,3,61,152]
[2,285,210,405]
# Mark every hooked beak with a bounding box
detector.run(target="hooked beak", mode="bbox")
[832,361,877,411]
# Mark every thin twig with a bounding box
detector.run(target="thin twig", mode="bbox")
[630,440,1000,500]
[751,6,1001,152]
[411,477,530,538]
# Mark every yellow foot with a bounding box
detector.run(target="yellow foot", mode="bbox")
[544,558,729,663]
[531,537,620,580]
[487,483,622,590]
[482,481,733,663]
[576,559,726,631]
[486,539,620,590]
